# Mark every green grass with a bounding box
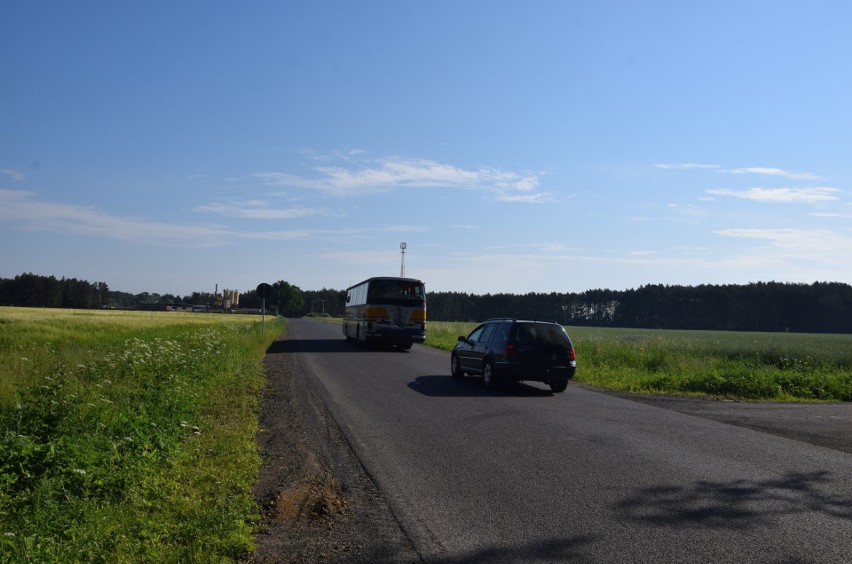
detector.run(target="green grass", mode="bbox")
[425,321,852,402]
[0,307,284,562]
[6,310,846,561]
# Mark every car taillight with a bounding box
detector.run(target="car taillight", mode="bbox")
[506,343,516,360]
[568,347,576,361]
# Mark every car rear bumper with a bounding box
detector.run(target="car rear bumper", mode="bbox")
[497,362,576,384]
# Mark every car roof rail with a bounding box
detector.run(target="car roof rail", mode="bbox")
[483,317,517,322]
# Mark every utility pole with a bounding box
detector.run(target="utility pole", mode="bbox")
[400,242,407,277]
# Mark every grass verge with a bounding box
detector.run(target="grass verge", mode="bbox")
[425,321,852,402]
[0,307,284,562]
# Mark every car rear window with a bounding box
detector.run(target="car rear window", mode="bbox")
[492,322,512,342]
[515,323,571,346]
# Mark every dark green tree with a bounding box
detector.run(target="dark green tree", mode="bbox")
[271,280,304,316]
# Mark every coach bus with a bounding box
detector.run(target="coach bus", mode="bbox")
[343,277,426,350]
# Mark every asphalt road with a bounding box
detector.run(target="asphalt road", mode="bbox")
[287,318,852,563]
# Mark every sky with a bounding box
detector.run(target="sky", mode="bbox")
[2,1,851,297]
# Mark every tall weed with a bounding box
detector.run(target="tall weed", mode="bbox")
[0,308,283,562]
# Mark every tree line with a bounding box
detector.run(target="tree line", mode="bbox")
[0,273,331,317]
[2,273,851,333]
[265,280,852,334]
[427,282,852,333]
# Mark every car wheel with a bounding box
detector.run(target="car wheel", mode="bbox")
[451,353,464,378]
[482,360,497,389]
[549,378,568,393]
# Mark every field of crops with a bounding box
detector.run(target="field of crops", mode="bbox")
[426,322,852,402]
[0,307,283,562]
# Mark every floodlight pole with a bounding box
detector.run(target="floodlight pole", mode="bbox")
[400,242,407,277]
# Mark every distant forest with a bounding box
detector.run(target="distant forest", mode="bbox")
[2,273,852,334]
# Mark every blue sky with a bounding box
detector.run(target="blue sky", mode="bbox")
[2,1,851,296]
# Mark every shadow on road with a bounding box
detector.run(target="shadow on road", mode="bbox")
[616,470,852,528]
[417,535,598,564]
[266,338,409,354]
[408,374,556,398]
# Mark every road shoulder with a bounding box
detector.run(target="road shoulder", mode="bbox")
[250,328,419,563]
[581,384,852,454]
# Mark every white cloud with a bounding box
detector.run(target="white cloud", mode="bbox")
[0,169,26,182]
[374,224,429,233]
[0,189,234,247]
[195,200,332,219]
[812,211,852,219]
[497,191,555,204]
[255,155,546,202]
[724,167,823,181]
[655,163,824,181]
[655,163,721,170]
[485,242,580,252]
[0,189,433,248]
[715,228,852,263]
[705,187,841,203]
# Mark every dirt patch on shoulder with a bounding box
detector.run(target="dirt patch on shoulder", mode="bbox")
[271,475,351,525]
[250,328,419,563]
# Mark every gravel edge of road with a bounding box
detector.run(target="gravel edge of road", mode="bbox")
[250,327,420,564]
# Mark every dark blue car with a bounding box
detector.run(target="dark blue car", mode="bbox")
[451,318,577,393]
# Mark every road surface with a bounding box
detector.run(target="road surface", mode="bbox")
[257,318,852,563]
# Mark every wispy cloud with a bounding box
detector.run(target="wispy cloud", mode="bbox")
[0,169,26,182]
[255,155,549,202]
[715,228,852,263]
[655,163,721,170]
[0,189,234,247]
[485,242,581,252]
[705,187,841,203]
[811,211,852,219]
[195,200,333,220]
[0,189,426,247]
[724,167,823,181]
[374,224,429,233]
[497,192,555,203]
[656,163,823,181]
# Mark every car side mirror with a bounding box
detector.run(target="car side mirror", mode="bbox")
[457,336,466,342]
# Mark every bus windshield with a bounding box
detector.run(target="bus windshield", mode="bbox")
[368,279,425,303]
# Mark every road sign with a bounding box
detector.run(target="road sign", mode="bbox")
[256,282,272,334]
